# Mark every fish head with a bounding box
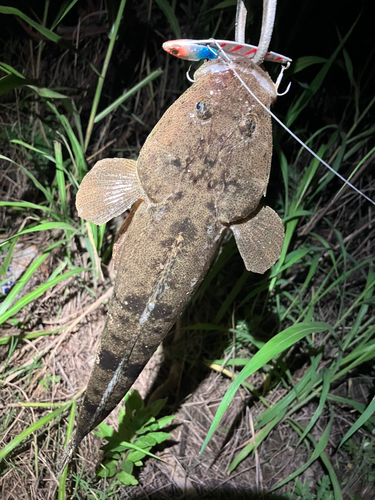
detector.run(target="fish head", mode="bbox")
[138,56,277,222]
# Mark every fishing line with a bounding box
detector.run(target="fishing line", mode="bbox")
[207,39,375,207]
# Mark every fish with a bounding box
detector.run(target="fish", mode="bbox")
[162,38,292,64]
[61,54,285,470]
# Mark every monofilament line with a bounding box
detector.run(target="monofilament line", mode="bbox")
[209,39,375,207]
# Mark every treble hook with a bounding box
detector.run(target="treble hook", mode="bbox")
[186,65,195,83]
[275,61,291,96]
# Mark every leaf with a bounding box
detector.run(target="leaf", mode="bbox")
[116,471,138,485]
[94,70,163,123]
[298,369,331,443]
[97,460,117,478]
[0,74,32,96]
[339,397,375,448]
[154,0,181,38]
[0,404,70,462]
[200,322,333,454]
[0,7,62,43]
[0,267,85,324]
[271,408,335,491]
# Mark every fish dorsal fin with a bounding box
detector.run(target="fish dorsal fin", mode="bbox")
[231,205,284,274]
[76,158,145,225]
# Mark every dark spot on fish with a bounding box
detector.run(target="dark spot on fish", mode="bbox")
[206,200,216,213]
[239,114,257,137]
[91,386,104,400]
[107,331,123,346]
[173,191,183,202]
[152,303,175,322]
[171,157,181,169]
[83,399,98,415]
[99,349,121,371]
[207,179,218,190]
[203,156,216,169]
[125,362,146,380]
[161,236,175,248]
[226,179,241,189]
[170,217,197,240]
[123,294,148,315]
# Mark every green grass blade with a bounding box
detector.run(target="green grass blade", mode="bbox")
[154,0,181,38]
[200,322,333,454]
[54,141,67,216]
[84,0,128,151]
[298,369,331,443]
[0,62,24,77]
[339,397,375,448]
[227,410,287,473]
[94,69,163,123]
[0,155,53,203]
[0,222,77,246]
[0,328,63,346]
[58,399,77,498]
[10,140,56,163]
[0,238,17,280]
[271,408,334,491]
[47,103,87,179]
[0,73,33,95]
[0,252,49,316]
[0,267,85,324]
[0,7,62,43]
[52,0,79,30]
[0,404,70,463]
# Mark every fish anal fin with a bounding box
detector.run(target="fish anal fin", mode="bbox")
[113,199,143,271]
[76,158,145,225]
[231,205,284,274]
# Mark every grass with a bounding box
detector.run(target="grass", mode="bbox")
[0,1,374,499]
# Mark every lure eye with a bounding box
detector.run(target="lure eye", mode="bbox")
[171,49,179,55]
[239,115,257,137]
[196,99,212,119]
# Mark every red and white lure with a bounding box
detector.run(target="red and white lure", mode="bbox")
[162,38,292,65]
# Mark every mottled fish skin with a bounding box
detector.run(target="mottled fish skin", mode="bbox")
[79,195,225,436]
[64,56,284,465]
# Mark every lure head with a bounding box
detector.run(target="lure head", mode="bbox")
[162,39,217,61]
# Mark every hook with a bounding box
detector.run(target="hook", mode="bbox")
[275,61,291,95]
[277,81,291,96]
[186,66,195,83]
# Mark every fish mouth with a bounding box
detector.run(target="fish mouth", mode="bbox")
[195,57,277,100]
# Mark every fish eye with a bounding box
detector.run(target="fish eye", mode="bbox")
[171,49,179,55]
[196,99,212,119]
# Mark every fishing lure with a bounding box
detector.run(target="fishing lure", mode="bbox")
[162,38,292,64]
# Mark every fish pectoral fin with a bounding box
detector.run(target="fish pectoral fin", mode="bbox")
[76,158,145,225]
[230,205,284,274]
